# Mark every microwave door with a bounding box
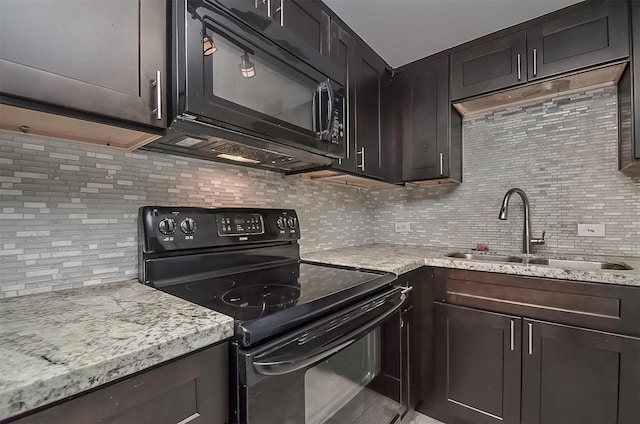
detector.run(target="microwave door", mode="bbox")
[187,6,331,149]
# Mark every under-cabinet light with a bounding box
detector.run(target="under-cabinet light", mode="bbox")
[216,153,260,164]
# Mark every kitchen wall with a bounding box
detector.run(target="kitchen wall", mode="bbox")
[2,86,639,298]
[371,86,640,256]
[0,131,374,298]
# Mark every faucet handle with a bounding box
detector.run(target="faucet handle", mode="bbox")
[532,231,546,245]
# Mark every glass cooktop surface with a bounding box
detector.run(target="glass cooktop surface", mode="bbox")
[160,261,395,345]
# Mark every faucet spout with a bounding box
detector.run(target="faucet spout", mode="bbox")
[498,188,544,254]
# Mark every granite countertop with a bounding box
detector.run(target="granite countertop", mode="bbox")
[0,280,234,421]
[302,244,640,286]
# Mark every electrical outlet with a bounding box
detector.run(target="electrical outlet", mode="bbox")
[394,222,411,233]
[577,223,605,237]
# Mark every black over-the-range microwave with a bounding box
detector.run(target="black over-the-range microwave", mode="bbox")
[143,0,346,172]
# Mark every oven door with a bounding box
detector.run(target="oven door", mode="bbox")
[183,0,345,158]
[236,287,406,424]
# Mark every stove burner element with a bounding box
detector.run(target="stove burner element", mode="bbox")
[223,284,301,309]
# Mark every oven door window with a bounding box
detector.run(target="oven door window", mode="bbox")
[304,328,397,424]
[243,327,401,424]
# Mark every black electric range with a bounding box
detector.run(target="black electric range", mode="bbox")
[138,206,405,424]
[138,206,397,347]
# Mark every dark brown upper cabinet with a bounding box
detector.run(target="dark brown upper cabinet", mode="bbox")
[0,0,167,129]
[330,21,357,172]
[325,27,391,181]
[527,0,629,81]
[435,303,522,424]
[353,40,390,180]
[397,56,462,182]
[450,31,527,101]
[450,1,629,102]
[273,0,330,58]
[618,0,640,176]
[521,320,640,424]
[243,0,330,58]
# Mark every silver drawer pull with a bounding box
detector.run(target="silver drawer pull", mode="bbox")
[152,70,161,120]
[528,322,533,355]
[510,320,515,351]
[357,147,365,170]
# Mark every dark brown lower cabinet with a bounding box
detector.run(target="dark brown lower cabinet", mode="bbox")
[7,344,229,424]
[434,300,640,424]
[434,303,522,424]
[521,320,640,424]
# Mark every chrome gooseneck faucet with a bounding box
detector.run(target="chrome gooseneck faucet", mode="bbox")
[498,188,545,254]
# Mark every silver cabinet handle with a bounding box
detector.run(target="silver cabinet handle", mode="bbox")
[152,70,161,120]
[400,286,413,295]
[275,0,283,26]
[533,48,537,77]
[266,0,271,18]
[517,54,521,81]
[357,147,365,170]
[439,152,444,176]
[528,322,533,355]
[510,320,515,351]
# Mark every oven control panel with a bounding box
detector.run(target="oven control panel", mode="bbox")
[216,213,264,236]
[139,206,300,253]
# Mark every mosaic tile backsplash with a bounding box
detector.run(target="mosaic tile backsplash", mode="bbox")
[371,86,640,255]
[0,132,373,297]
[1,86,639,298]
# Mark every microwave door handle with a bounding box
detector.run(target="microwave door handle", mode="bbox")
[253,290,404,376]
[325,80,333,135]
[312,89,318,133]
[315,84,322,135]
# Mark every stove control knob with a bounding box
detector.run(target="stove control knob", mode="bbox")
[276,217,286,230]
[287,217,297,229]
[158,218,176,235]
[180,217,196,235]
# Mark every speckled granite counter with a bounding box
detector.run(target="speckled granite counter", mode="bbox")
[302,244,640,286]
[0,280,234,421]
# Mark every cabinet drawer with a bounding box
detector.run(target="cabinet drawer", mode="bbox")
[8,344,229,424]
[434,268,640,337]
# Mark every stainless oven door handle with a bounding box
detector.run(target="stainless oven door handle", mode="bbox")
[253,290,405,376]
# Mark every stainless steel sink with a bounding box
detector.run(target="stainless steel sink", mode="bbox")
[446,253,524,263]
[527,258,632,271]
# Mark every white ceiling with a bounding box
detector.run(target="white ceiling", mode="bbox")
[323,0,583,68]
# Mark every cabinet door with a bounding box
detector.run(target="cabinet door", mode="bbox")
[0,0,166,128]
[521,320,640,424]
[435,303,522,424]
[330,21,357,172]
[450,30,526,100]
[354,42,387,179]
[400,56,452,181]
[272,0,330,57]
[527,1,629,81]
[12,344,229,424]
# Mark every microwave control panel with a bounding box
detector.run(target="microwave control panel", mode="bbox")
[330,93,345,145]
